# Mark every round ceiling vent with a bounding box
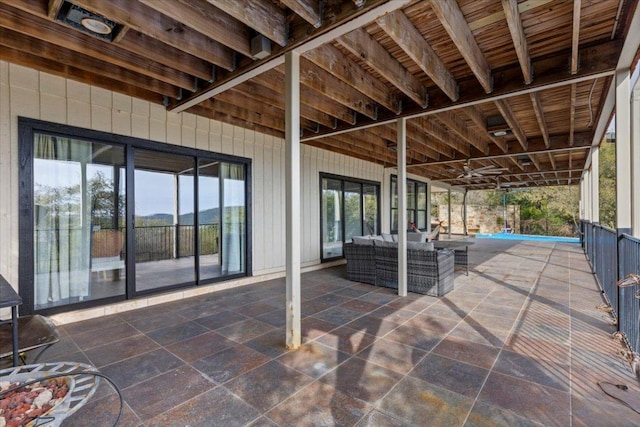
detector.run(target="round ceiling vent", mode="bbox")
[81,17,112,35]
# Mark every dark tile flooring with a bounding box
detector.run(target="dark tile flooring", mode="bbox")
[7,240,640,426]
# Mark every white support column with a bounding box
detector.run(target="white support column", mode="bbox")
[616,68,632,233]
[584,170,591,222]
[591,146,599,223]
[285,51,301,349]
[447,189,452,238]
[632,84,640,237]
[426,183,432,231]
[578,178,584,220]
[397,118,408,297]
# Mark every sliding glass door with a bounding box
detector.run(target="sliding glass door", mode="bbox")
[321,174,380,261]
[33,134,126,310]
[20,118,251,314]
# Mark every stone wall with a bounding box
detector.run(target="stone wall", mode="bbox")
[437,204,520,234]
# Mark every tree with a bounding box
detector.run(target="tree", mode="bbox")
[599,141,616,228]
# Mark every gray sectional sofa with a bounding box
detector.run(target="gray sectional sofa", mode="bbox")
[344,237,455,297]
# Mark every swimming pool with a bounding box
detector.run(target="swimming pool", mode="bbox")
[475,233,580,243]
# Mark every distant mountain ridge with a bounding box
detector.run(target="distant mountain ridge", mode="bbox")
[136,208,220,225]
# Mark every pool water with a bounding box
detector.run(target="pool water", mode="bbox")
[475,233,580,243]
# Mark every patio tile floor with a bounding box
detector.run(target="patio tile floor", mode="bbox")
[9,239,640,426]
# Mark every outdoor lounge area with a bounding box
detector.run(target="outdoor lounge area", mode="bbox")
[3,239,636,426]
[2,0,640,426]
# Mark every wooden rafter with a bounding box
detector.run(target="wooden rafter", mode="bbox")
[429,0,492,93]
[295,59,377,119]
[232,83,335,129]
[460,106,508,153]
[502,0,532,84]
[529,92,550,148]
[337,28,427,107]
[188,105,282,138]
[0,3,195,89]
[434,111,489,154]
[47,0,63,18]
[69,0,235,70]
[0,28,180,97]
[280,0,320,28]
[414,117,470,157]
[377,10,458,101]
[376,125,442,160]
[252,71,355,125]
[569,84,577,146]
[548,153,556,170]
[571,0,582,74]
[304,44,401,113]
[139,0,251,58]
[206,0,287,47]
[494,99,527,150]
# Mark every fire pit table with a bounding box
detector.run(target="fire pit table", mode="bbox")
[0,361,117,426]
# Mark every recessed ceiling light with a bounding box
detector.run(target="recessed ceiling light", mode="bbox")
[81,17,112,35]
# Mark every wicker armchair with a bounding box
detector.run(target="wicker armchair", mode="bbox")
[343,242,376,285]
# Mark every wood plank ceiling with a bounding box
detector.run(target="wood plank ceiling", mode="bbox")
[1,0,638,190]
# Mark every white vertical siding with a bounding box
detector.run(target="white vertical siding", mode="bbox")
[0,60,385,297]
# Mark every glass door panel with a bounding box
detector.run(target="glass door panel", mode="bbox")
[220,163,246,275]
[344,182,362,240]
[363,184,378,235]
[198,161,221,280]
[322,178,342,258]
[33,135,125,310]
[134,149,195,292]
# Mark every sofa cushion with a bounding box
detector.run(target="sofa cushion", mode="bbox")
[407,232,427,243]
[373,239,396,248]
[370,235,384,241]
[352,236,374,245]
[381,233,394,242]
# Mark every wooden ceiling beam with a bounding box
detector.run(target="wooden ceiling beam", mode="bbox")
[296,59,378,120]
[280,0,321,28]
[337,28,427,108]
[47,0,63,18]
[216,89,319,132]
[0,46,161,104]
[187,105,283,138]
[494,99,527,150]
[233,81,335,129]
[412,117,470,157]
[377,10,458,101]
[252,71,355,125]
[139,0,251,58]
[429,0,492,93]
[571,0,582,74]
[409,134,590,169]
[375,124,442,161]
[502,0,532,84]
[205,98,286,133]
[304,43,401,114]
[434,111,489,154]
[69,0,235,70]
[206,0,287,47]
[548,153,557,170]
[404,122,455,159]
[460,106,508,153]
[303,39,619,142]
[0,2,195,90]
[0,28,180,97]
[569,84,577,145]
[530,92,550,148]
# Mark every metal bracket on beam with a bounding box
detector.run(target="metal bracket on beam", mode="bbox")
[176,88,184,101]
[163,95,170,107]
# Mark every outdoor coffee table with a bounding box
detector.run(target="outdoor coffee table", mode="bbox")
[433,240,474,275]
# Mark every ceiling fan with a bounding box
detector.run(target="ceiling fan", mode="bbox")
[457,160,508,179]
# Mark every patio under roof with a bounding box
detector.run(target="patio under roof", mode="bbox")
[1,0,639,190]
[9,239,639,426]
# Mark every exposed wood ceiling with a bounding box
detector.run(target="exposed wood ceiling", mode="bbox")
[1,0,639,190]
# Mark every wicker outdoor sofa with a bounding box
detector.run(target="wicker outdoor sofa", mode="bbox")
[343,238,455,297]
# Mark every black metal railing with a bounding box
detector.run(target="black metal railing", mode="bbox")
[619,234,640,353]
[581,220,640,354]
[135,225,219,262]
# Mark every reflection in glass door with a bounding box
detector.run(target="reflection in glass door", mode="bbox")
[134,150,195,292]
[33,135,126,310]
[198,161,221,280]
[322,178,343,258]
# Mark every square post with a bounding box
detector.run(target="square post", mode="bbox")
[616,68,632,234]
[397,118,407,297]
[591,146,599,224]
[632,84,640,237]
[285,51,301,349]
[448,189,452,238]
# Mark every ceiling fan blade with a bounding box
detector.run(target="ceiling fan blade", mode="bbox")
[472,165,496,172]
